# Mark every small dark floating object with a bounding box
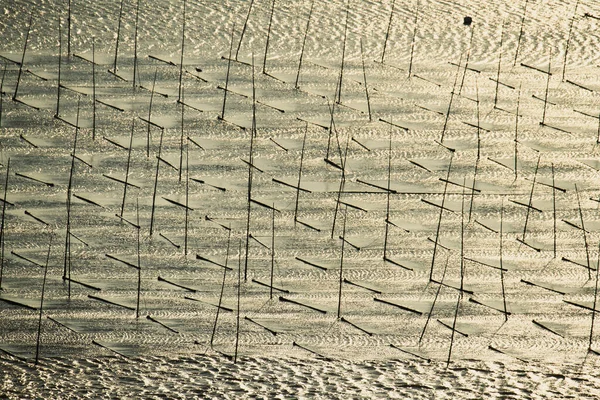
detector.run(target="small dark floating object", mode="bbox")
[463,16,472,26]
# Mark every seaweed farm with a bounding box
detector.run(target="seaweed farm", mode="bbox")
[2,0,600,397]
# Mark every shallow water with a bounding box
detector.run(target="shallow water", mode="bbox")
[2,0,600,397]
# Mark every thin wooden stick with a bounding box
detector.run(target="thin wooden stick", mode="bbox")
[135,198,141,318]
[337,205,347,319]
[0,63,5,126]
[235,0,255,61]
[63,97,81,298]
[493,21,505,108]
[220,25,235,120]
[120,118,135,219]
[133,0,140,89]
[500,200,508,321]
[179,87,185,182]
[184,139,189,255]
[383,125,392,261]
[458,25,474,95]
[35,232,53,365]
[420,256,449,344]
[211,230,231,347]
[56,15,63,116]
[589,241,600,352]
[243,54,257,281]
[0,159,9,291]
[294,123,308,224]
[13,11,33,101]
[360,38,372,122]
[513,0,529,66]
[336,4,350,105]
[146,67,158,158]
[562,0,580,81]
[178,0,187,103]
[468,79,481,223]
[112,0,125,73]
[270,204,275,299]
[541,49,552,125]
[92,37,97,140]
[447,182,467,366]
[263,0,276,73]
[234,239,242,363]
[429,153,453,281]
[381,0,396,64]
[520,154,540,243]
[407,0,419,78]
[514,84,522,180]
[552,163,557,258]
[575,184,591,280]
[294,0,315,89]
[149,127,165,236]
[440,52,464,143]
[331,136,350,238]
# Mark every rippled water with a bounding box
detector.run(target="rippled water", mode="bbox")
[2,0,600,397]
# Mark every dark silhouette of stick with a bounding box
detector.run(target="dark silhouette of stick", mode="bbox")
[493,21,505,108]
[119,119,135,219]
[243,54,257,281]
[234,239,242,363]
[235,0,255,61]
[420,256,449,344]
[35,232,53,365]
[562,0,580,81]
[0,159,10,290]
[381,0,396,63]
[211,230,231,347]
[440,52,464,143]
[429,154,453,281]
[263,0,276,73]
[337,206,347,319]
[458,25,474,96]
[514,84,522,180]
[63,97,81,298]
[500,200,508,321]
[184,139,190,255]
[179,87,185,182]
[520,154,540,243]
[331,136,350,238]
[135,198,142,318]
[468,79,481,222]
[133,0,140,89]
[513,0,529,66]
[146,67,158,157]
[335,5,350,105]
[589,242,600,353]
[111,0,125,74]
[13,11,33,101]
[552,163,557,258]
[67,0,72,56]
[55,17,62,117]
[576,184,591,280]
[541,50,552,125]
[360,39,372,121]
[383,126,393,262]
[295,0,315,89]
[293,123,308,224]
[447,267,462,365]
[149,127,165,236]
[220,25,235,121]
[92,37,97,140]
[178,0,187,103]
[407,1,419,78]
